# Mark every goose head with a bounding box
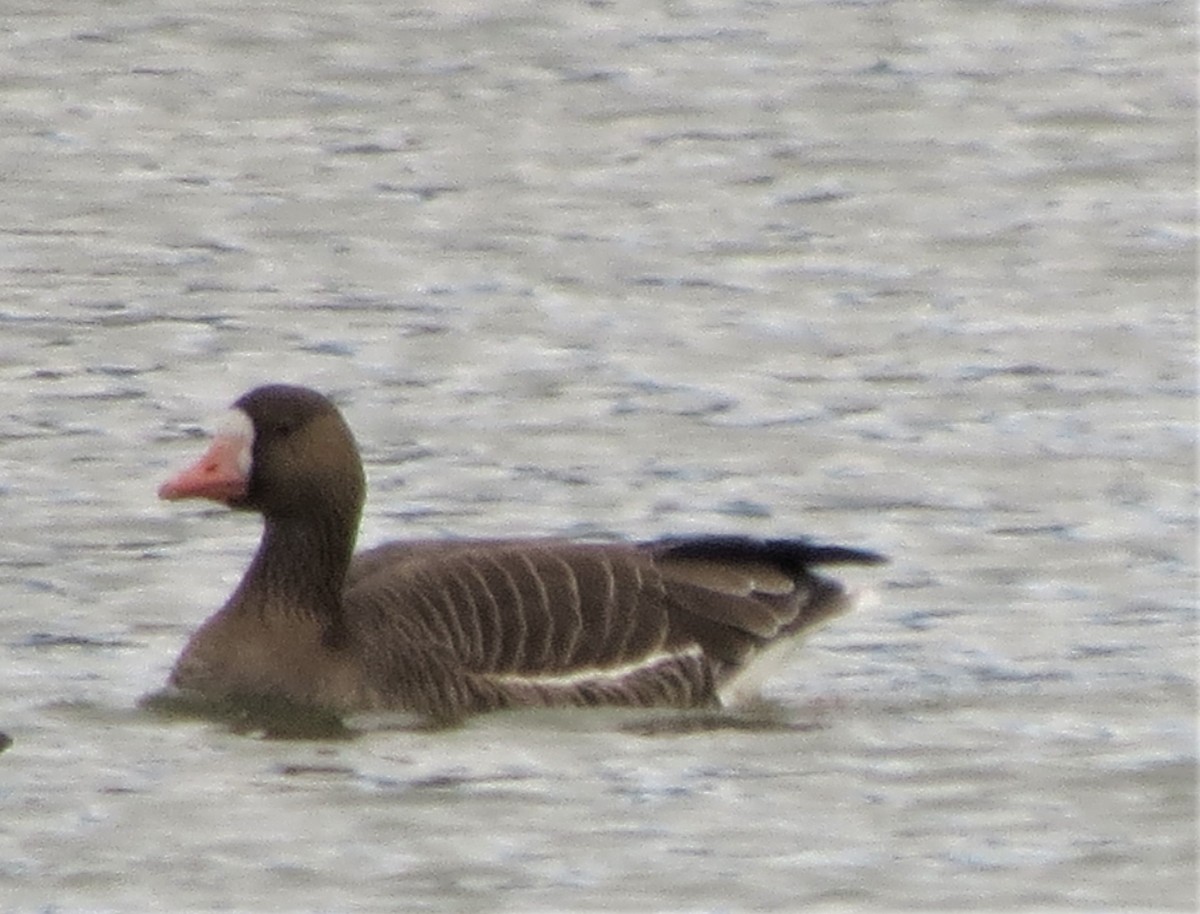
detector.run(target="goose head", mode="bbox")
[159,384,365,525]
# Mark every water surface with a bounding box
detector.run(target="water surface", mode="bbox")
[1,0,1195,910]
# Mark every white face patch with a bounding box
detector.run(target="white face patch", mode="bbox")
[213,408,256,477]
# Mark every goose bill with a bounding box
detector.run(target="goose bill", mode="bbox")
[159,410,254,504]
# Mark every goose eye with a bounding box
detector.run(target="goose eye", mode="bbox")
[273,421,295,438]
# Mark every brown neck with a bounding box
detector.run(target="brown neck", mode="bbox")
[227,507,359,630]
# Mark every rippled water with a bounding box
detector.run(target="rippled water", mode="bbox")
[1,0,1195,910]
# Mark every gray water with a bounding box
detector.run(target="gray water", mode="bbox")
[1,0,1195,910]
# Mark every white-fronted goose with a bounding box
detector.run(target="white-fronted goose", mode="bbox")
[158,384,885,724]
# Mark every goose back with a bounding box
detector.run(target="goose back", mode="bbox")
[338,535,881,720]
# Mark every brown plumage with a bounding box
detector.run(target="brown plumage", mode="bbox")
[158,384,885,724]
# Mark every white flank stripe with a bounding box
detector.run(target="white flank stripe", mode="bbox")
[485,645,704,690]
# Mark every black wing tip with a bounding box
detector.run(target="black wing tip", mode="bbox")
[654,535,888,568]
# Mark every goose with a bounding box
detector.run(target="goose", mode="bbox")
[157,384,885,725]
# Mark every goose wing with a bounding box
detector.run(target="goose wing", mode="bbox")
[345,539,686,676]
[342,536,883,717]
[650,535,885,641]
